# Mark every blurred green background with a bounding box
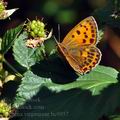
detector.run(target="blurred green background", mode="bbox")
[0,0,120,40]
[0,0,119,38]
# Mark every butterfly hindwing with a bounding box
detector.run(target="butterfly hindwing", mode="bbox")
[58,43,101,74]
[70,45,101,73]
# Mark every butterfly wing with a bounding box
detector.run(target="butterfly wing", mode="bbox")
[58,43,101,74]
[58,16,101,74]
[62,16,98,48]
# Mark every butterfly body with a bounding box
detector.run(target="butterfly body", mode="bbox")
[57,16,102,74]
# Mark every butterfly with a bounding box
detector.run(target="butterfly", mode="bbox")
[57,16,102,74]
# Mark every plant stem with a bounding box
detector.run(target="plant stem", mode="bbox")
[3,58,23,78]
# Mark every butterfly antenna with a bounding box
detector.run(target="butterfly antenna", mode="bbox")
[58,24,61,42]
[53,35,59,44]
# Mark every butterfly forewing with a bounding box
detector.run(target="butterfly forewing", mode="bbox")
[62,16,98,47]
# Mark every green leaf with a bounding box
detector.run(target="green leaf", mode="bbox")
[13,70,48,108]
[45,65,118,95]
[13,65,120,120]
[13,32,45,69]
[109,115,120,120]
[14,82,120,120]
[1,25,23,54]
[44,37,57,56]
[98,29,104,41]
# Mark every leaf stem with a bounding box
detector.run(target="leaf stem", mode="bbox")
[3,58,23,78]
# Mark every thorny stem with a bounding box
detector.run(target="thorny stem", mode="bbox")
[3,58,23,78]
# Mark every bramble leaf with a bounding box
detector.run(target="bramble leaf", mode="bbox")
[13,32,45,69]
[45,65,118,95]
[1,25,23,54]
[13,71,48,108]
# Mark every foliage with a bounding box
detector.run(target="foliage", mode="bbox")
[110,115,120,120]
[13,82,120,120]
[0,0,120,120]
[13,32,45,69]
[1,25,23,54]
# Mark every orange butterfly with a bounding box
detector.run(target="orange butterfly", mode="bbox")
[57,16,102,74]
